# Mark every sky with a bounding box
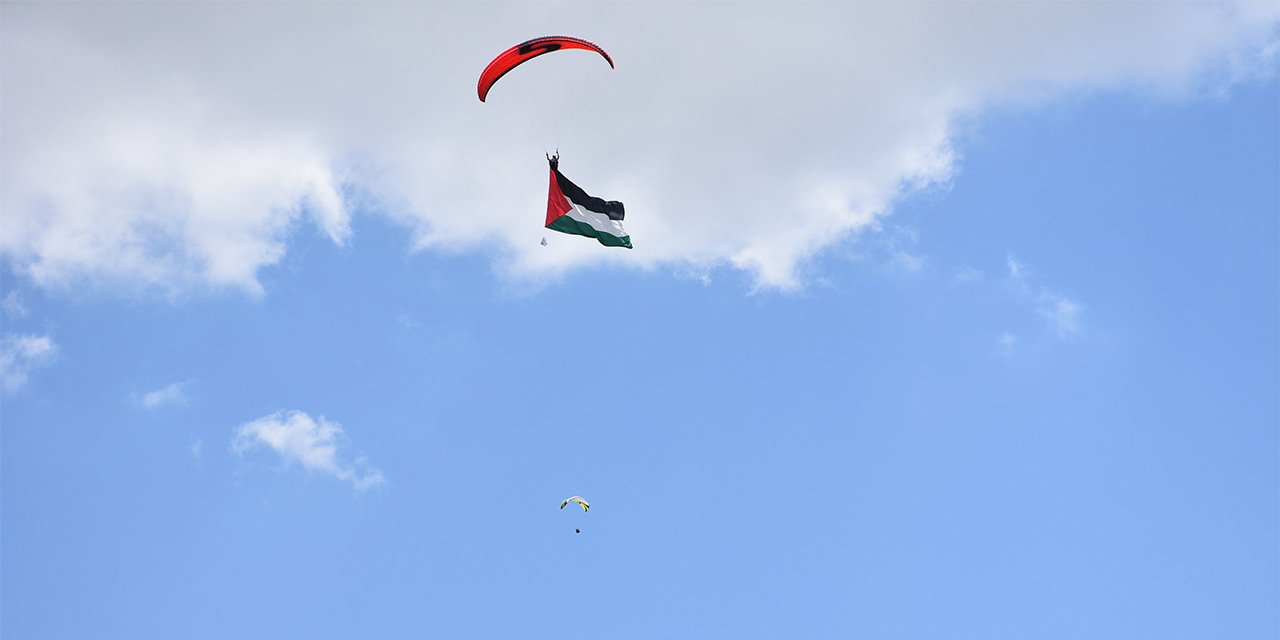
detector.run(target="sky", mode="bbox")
[1,2,1277,638]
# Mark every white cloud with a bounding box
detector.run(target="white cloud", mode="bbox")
[0,333,57,391]
[954,265,984,285]
[231,410,384,491]
[136,381,190,410]
[1006,256,1025,281]
[996,332,1018,358]
[1,292,29,318]
[2,3,1275,293]
[1039,297,1083,337]
[1006,254,1084,337]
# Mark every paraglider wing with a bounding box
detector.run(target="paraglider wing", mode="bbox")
[560,496,590,512]
[478,36,614,102]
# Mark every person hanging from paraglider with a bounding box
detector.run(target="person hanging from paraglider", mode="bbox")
[540,152,559,247]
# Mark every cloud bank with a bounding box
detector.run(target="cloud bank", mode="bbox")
[2,3,1276,293]
[232,410,384,491]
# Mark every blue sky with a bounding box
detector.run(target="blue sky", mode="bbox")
[2,3,1278,639]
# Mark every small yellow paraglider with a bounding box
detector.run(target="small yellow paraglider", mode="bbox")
[560,496,589,533]
[559,496,590,512]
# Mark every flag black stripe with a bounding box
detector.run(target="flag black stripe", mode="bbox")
[552,168,625,221]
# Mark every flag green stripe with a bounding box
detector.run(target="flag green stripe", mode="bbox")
[547,215,632,248]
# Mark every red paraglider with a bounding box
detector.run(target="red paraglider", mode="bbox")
[477,36,614,102]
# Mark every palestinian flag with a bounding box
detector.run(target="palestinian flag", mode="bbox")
[546,162,631,249]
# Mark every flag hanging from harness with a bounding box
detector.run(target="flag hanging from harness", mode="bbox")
[545,158,632,249]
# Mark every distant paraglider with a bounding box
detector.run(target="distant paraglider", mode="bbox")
[560,496,590,512]
[561,495,590,534]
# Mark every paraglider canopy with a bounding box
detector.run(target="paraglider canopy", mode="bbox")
[560,496,590,512]
[478,36,614,102]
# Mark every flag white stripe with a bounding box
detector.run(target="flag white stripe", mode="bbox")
[560,195,629,239]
